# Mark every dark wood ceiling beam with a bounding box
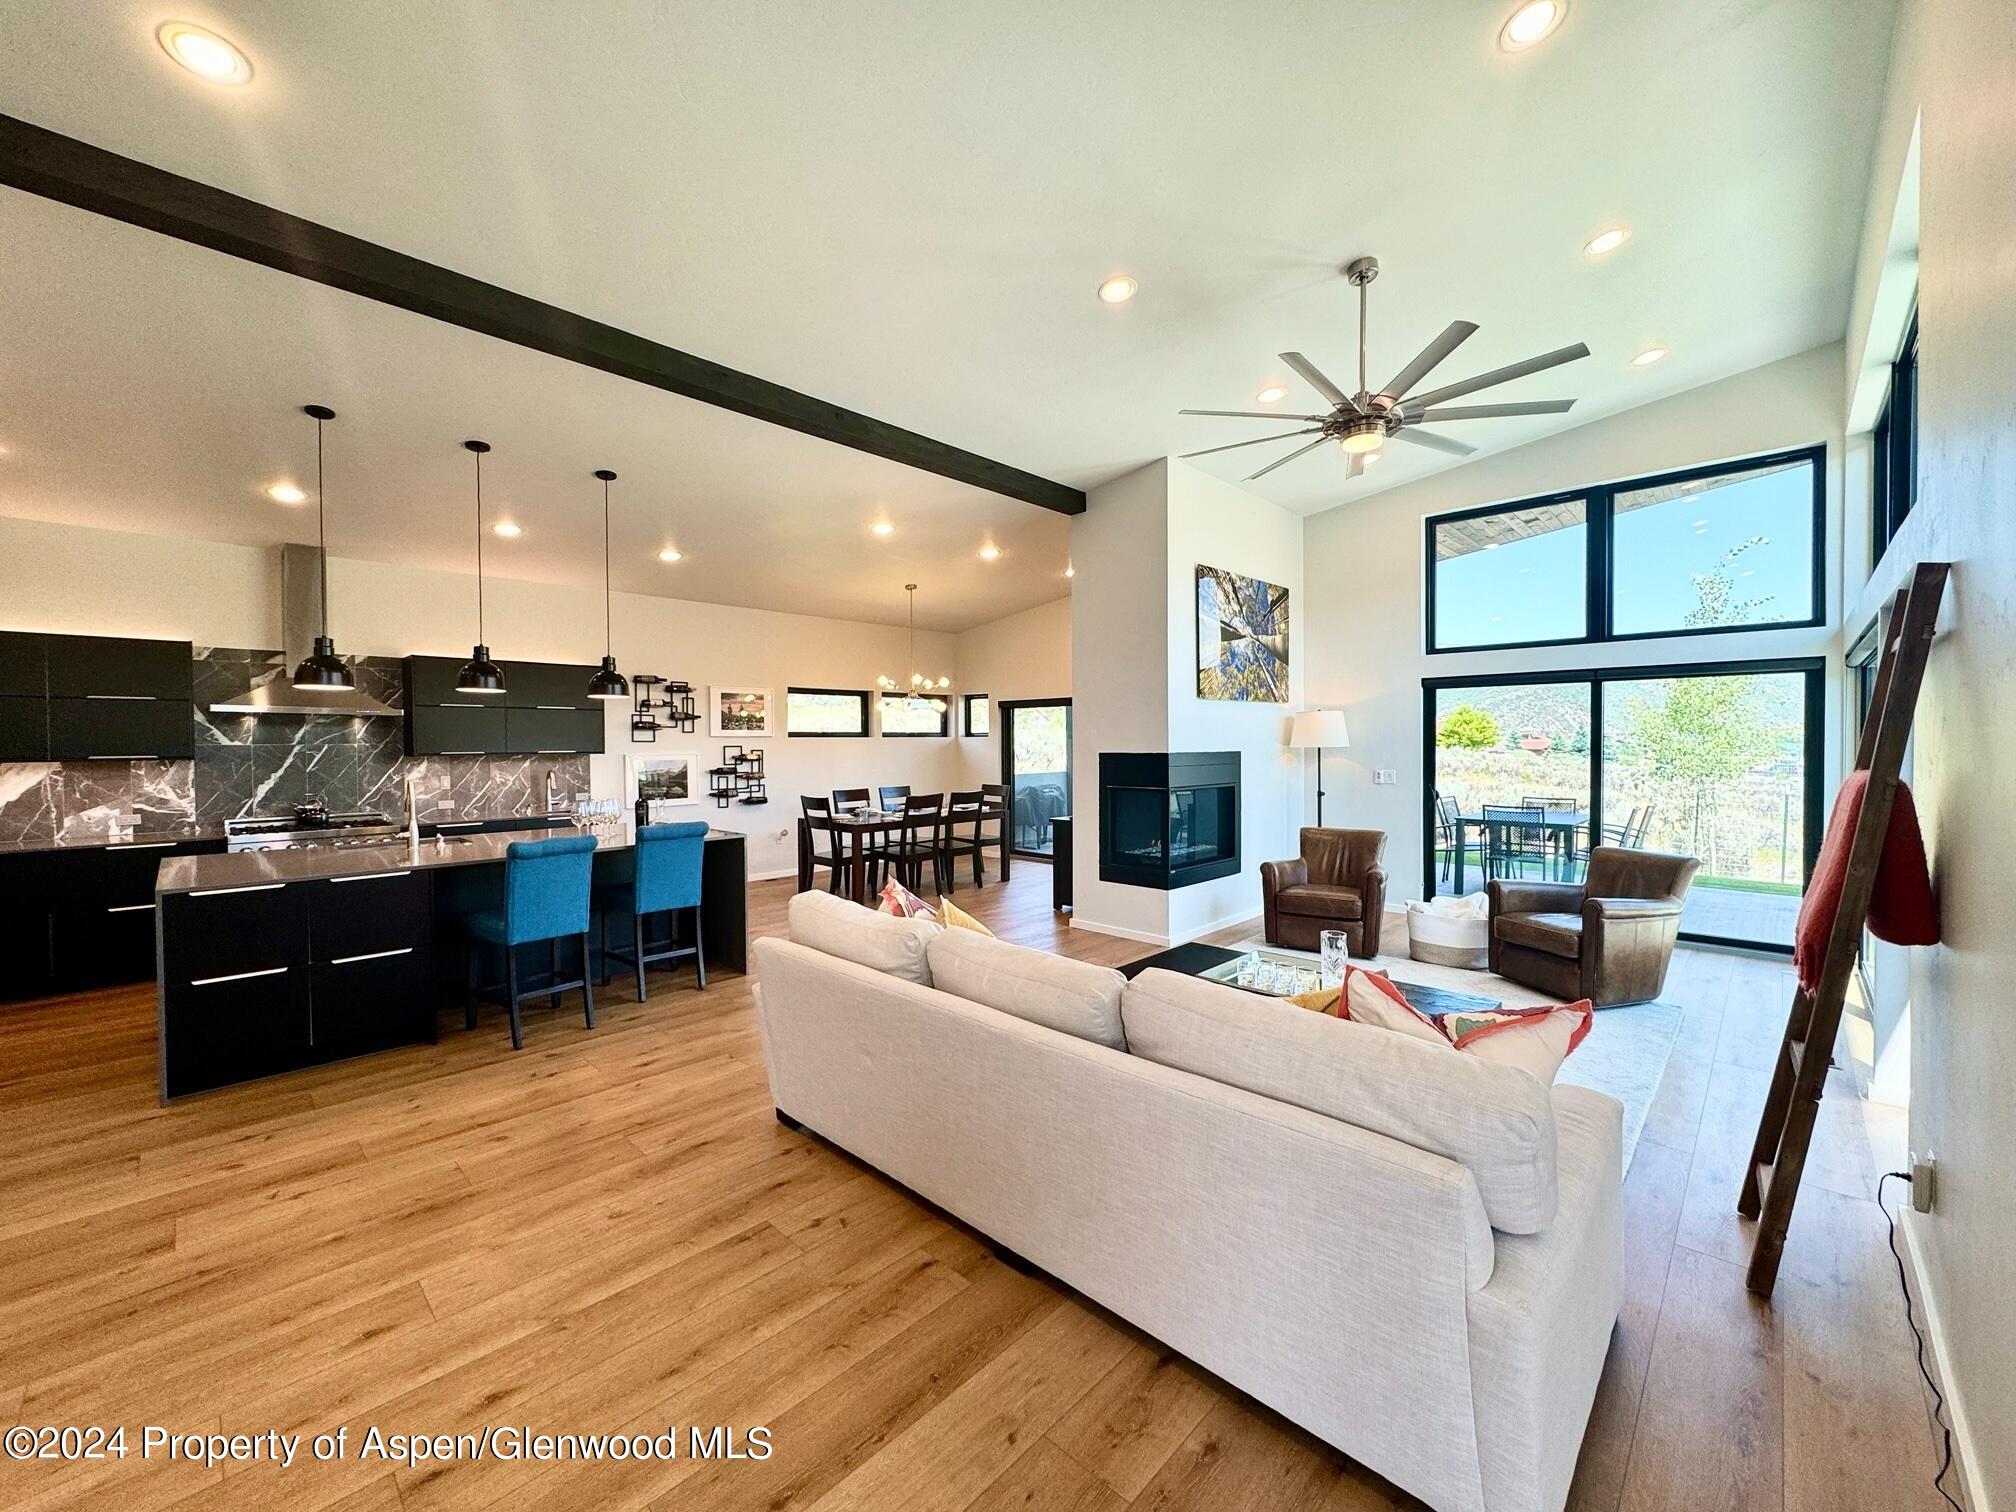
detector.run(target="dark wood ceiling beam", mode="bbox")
[0,112,1086,516]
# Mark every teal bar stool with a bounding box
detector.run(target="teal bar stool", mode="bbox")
[464,833,598,1050]
[597,821,708,1001]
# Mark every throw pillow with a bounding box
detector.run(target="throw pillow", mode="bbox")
[1340,966,1591,1083]
[1284,984,1342,1016]
[1340,966,1448,1047]
[877,877,937,920]
[936,898,995,936]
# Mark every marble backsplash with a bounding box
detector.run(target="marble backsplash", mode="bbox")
[0,647,592,848]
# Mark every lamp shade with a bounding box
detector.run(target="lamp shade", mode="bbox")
[1288,709,1350,749]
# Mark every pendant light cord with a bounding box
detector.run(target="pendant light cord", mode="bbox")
[602,475,613,655]
[473,448,486,645]
[1358,277,1368,396]
[314,413,330,639]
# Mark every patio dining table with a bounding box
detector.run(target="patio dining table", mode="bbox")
[1450,809,1589,895]
[796,803,1011,906]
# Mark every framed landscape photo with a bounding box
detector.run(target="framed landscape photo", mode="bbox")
[625,752,701,817]
[709,686,775,737]
[1197,564,1290,702]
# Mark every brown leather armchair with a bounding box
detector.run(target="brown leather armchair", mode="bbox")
[1487,846,1699,1008]
[1262,828,1387,956]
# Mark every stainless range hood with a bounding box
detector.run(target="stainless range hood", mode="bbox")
[208,544,398,717]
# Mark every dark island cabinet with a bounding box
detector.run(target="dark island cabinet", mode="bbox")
[0,631,192,761]
[403,655,603,756]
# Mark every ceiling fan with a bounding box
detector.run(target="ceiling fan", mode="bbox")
[1179,256,1591,482]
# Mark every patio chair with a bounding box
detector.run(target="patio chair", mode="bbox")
[1482,802,1550,880]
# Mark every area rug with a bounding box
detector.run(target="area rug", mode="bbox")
[1226,937,1682,1174]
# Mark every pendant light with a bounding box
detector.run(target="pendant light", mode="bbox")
[876,584,951,711]
[454,440,506,694]
[290,404,355,690]
[586,468,629,700]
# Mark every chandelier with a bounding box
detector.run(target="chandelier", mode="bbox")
[878,583,951,711]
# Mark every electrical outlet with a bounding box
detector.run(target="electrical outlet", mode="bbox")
[1375,768,1398,785]
[1910,1151,1937,1213]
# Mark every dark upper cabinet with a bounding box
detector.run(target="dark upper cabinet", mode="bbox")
[504,707,604,755]
[44,635,193,700]
[402,655,502,708]
[406,702,509,757]
[0,695,49,761]
[0,633,47,697]
[47,697,195,761]
[502,660,597,710]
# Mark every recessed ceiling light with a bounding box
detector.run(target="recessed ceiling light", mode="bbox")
[870,521,895,537]
[1582,226,1630,258]
[265,482,306,505]
[1256,385,1288,404]
[157,21,253,85]
[1631,346,1668,366]
[657,547,684,563]
[1498,0,1565,52]
[492,521,523,538]
[1096,275,1138,305]
[978,544,1003,561]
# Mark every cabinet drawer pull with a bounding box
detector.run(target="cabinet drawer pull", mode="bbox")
[190,965,289,987]
[536,705,576,711]
[106,902,156,914]
[435,821,481,830]
[331,946,414,966]
[330,870,412,882]
[440,701,484,708]
[110,841,177,849]
[535,748,577,755]
[439,750,484,756]
[85,693,158,701]
[190,882,286,897]
[86,754,158,761]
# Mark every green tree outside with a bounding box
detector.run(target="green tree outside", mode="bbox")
[1437,704,1500,750]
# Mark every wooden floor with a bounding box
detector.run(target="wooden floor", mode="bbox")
[0,864,1950,1512]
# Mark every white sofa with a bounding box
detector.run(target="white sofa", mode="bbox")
[755,892,1624,1512]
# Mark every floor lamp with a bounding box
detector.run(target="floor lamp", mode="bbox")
[1289,709,1351,828]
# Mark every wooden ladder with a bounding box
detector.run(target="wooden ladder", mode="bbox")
[1739,559,1948,1297]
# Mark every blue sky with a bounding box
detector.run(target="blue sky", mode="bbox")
[1435,466,1814,647]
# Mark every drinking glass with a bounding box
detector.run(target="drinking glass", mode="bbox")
[1320,929,1350,988]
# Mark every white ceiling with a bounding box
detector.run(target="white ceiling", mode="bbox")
[0,0,1894,606]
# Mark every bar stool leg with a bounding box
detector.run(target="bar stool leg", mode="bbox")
[634,909,648,1003]
[547,938,561,1009]
[505,947,524,1051]
[580,933,596,1029]
[691,905,707,990]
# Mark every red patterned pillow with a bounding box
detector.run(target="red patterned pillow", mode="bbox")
[877,877,938,920]
[1340,966,1591,1083]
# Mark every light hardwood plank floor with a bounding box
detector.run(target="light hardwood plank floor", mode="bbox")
[0,863,1950,1512]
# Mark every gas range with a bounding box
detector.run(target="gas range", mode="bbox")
[225,808,402,852]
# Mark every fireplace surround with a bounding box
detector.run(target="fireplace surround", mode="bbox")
[1098,751,1241,889]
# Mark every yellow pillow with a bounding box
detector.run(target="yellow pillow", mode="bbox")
[1285,985,1342,1016]
[937,898,995,936]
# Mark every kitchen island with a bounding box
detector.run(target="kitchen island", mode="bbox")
[154,823,747,1099]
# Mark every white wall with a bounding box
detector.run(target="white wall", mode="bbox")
[949,595,1072,790]
[1302,344,1847,905]
[0,517,965,882]
[1842,3,2016,1504]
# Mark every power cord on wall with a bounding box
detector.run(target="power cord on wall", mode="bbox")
[1877,1170,1965,1512]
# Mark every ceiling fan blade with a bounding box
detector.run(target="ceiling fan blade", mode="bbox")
[1390,426,1477,458]
[1180,427,1324,460]
[1178,408,1332,421]
[1403,342,1591,409]
[1244,435,1334,481]
[1345,451,1366,480]
[1278,352,1358,412]
[1411,399,1578,421]
[1374,320,1478,407]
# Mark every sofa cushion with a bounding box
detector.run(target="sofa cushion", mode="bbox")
[925,928,1127,1049]
[1120,967,1559,1233]
[1275,883,1364,919]
[1494,911,1583,960]
[789,889,939,986]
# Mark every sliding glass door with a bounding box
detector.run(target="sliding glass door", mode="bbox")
[1000,699,1071,858]
[1423,659,1822,952]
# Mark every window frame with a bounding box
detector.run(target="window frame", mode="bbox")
[1424,444,1828,655]
[1871,310,1918,564]
[876,692,951,738]
[961,692,991,738]
[783,686,871,738]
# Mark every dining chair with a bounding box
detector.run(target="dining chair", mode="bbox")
[877,785,911,812]
[888,793,947,894]
[1434,792,1463,884]
[462,834,597,1051]
[976,783,1012,877]
[801,795,852,895]
[596,821,707,1001]
[1524,795,1579,811]
[1481,803,1549,881]
[830,788,872,814]
[938,790,989,893]
[1625,804,1655,848]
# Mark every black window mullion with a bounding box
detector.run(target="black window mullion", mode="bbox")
[1587,676,1604,865]
[1590,488,1615,642]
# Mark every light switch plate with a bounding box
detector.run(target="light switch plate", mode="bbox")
[1375,768,1398,785]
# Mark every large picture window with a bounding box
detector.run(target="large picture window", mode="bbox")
[785,687,870,737]
[1872,310,1917,563]
[1425,657,1823,952]
[1426,446,1825,653]
[878,694,949,737]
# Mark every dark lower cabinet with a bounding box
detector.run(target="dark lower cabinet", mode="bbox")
[163,965,312,1099]
[48,697,194,760]
[0,897,56,1001]
[1,839,222,1000]
[311,948,434,1061]
[307,870,432,959]
[52,901,159,990]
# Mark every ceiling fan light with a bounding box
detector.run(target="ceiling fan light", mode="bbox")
[1631,346,1668,367]
[1582,226,1630,257]
[1339,429,1383,454]
[1256,385,1288,404]
[1499,0,1565,51]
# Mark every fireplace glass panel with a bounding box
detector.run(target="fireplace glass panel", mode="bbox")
[1107,787,1166,865]
[1171,785,1235,867]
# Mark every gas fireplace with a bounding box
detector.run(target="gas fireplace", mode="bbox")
[1098,751,1241,889]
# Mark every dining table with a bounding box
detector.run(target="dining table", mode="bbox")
[1449,809,1589,895]
[795,803,1011,905]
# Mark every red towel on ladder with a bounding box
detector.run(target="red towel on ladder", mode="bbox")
[1793,770,1939,991]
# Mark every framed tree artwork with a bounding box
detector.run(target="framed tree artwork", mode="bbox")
[708,686,775,737]
[1196,565,1290,702]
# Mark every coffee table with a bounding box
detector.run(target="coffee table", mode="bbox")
[1121,942,1502,1018]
